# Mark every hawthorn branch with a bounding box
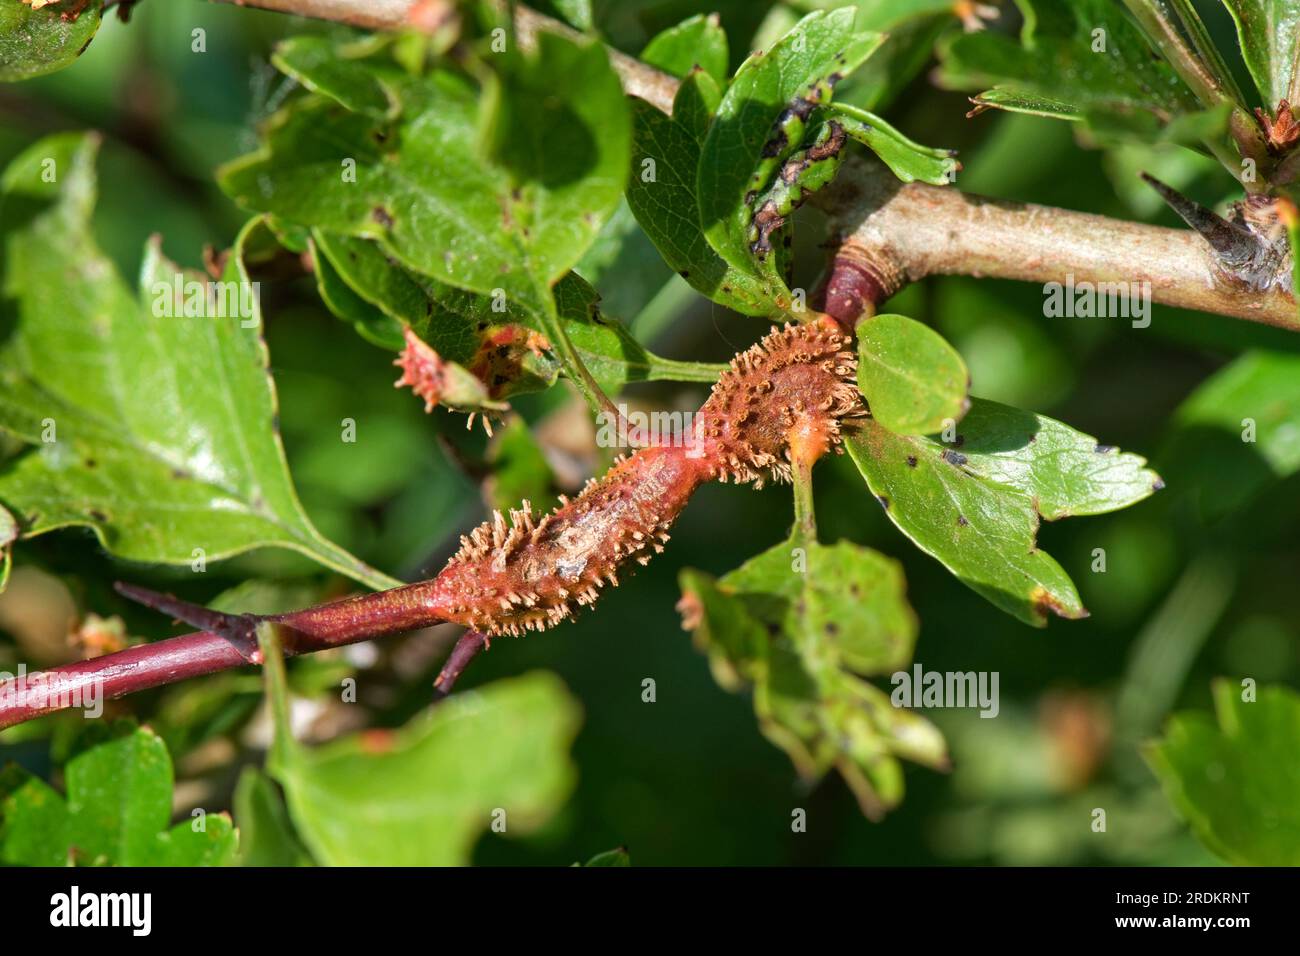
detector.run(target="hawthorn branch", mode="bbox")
[0,581,446,730]
[815,155,1300,330]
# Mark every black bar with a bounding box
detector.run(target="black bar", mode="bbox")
[0,866,1290,941]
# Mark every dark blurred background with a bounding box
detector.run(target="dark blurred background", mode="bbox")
[1,0,1297,865]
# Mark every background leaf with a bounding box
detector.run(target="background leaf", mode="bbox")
[1146,679,1300,865]
[0,134,398,591]
[0,725,237,866]
[640,12,729,85]
[312,229,718,394]
[1164,348,1300,522]
[0,0,100,82]
[270,34,395,118]
[549,0,594,32]
[233,766,313,867]
[272,674,581,865]
[680,535,945,817]
[938,0,1200,129]
[1220,1,1300,108]
[626,77,777,316]
[579,846,630,866]
[485,416,556,513]
[831,103,959,184]
[1174,351,1300,475]
[845,399,1161,625]
[857,313,970,435]
[223,34,629,315]
[261,617,580,866]
[1162,350,1300,520]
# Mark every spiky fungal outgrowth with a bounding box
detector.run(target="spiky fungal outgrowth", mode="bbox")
[426,320,864,637]
[696,319,864,486]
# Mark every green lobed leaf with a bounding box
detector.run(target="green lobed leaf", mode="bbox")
[680,536,945,818]
[0,133,399,591]
[311,230,477,360]
[271,35,396,118]
[1145,679,1300,865]
[260,616,581,866]
[1219,1,1300,109]
[769,0,960,118]
[844,399,1162,626]
[0,0,100,82]
[830,104,959,184]
[314,230,721,393]
[309,234,508,414]
[573,198,649,287]
[221,36,653,406]
[481,31,632,291]
[697,9,882,305]
[750,3,802,53]
[0,726,237,866]
[311,235,408,351]
[233,767,314,867]
[839,0,961,22]
[724,538,919,676]
[222,32,629,317]
[857,313,970,435]
[938,0,1200,128]
[640,13,729,85]
[626,75,777,316]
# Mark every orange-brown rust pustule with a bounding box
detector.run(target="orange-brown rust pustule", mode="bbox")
[430,446,709,636]
[427,322,864,637]
[696,319,863,486]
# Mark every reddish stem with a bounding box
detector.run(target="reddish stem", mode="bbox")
[433,631,488,697]
[0,582,446,731]
[0,631,246,730]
